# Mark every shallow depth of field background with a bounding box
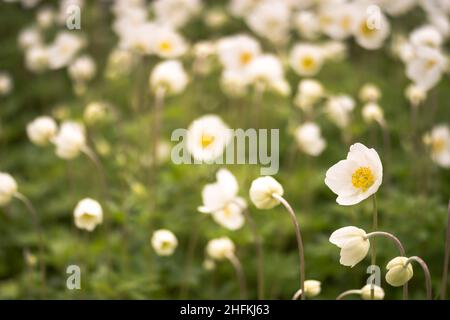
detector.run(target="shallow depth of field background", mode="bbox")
[0,0,450,299]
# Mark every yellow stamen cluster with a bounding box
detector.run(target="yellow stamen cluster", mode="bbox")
[200,133,215,148]
[239,51,253,65]
[352,167,375,192]
[300,56,315,70]
[159,40,172,53]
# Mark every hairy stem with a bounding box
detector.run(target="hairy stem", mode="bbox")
[272,193,306,300]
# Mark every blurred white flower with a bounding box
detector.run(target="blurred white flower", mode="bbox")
[186,115,231,162]
[53,121,86,160]
[36,6,56,29]
[151,26,188,58]
[25,46,49,73]
[380,0,416,16]
[74,198,103,232]
[303,280,321,298]
[360,284,385,300]
[228,0,259,17]
[294,122,326,157]
[68,55,96,83]
[105,49,136,78]
[406,46,446,90]
[410,25,443,49]
[325,95,355,128]
[18,26,42,50]
[118,22,156,55]
[329,226,370,267]
[203,258,216,271]
[405,84,427,107]
[217,34,261,71]
[0,173,18,206]
[84,101,108,125]
[294,11,321,40]
[362,102,385,125]
[246,0,290,44]
[245,54,289,95]
[206,237,235,260]
[290,44,324,76]
[359,83,381,102]
[27,116,58,146]
[153,0,201,29]
[47,32,84,69]
[151,229,178,256]
[294,79,324,111]
[325,143,383,206]
[423,125,450,168]
[220,70,249,97]
[354,10,390,50]
[149,60,189,96]
[320,41,347,61]
[199,169,246,230]
[204,8,228,28]
[319,2,358,40]
[0,72,13,96]
[249,176,284,209]
[385,256,414,287]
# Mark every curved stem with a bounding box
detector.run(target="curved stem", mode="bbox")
[271,193,306,300]
[441,200,450,300]
[370,194,378,299]
[366,231,408,300]
[241,207,264,300]
[14,193,46,298]
[227,254,247,299]
[336,289,362,300]
[406,256,432,300]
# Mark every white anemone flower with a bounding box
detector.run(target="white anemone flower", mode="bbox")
[216,34,261,71]
[319,3,358,40]
[325,143,383,206]
[410,25,443,49]
[153,0,201,29]
[325,95,355,128]
[25,46,49,73]
[68,55,96,83]
[294,122,326,157]
[149,60,189,96]
[294,79,324,111]
[353,10,390,50]
[0,72,13,96]
[27,116,58,146]
[47,32,84,69]
[249,176,284,210]
[151,229,178,256]
[406,46,447,90]
[186,115,231,162]
[52,121,86,160]
[198,169,246,230]
[74,198,103,232]
[245,54,289,95]
[0,173,18,207]
[290,44,324,77]
[206,237,235,260]
[423,125,450,168]
[151,26,188,58]
[329,226,370,267]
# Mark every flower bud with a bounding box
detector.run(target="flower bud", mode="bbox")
[0,173,17,206]
[361,284,385,300]
[249,176,284,209]
[206,237,235,260]
[151,229,178,256]
[74,198,103,232]
[27,116,57,146]
[385,256,413,287]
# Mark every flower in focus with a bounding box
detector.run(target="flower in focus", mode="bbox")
[149,60,189,96]
[423,125,450,168]
[325,143,383,205]
[0,72,13,96]
[74,198,103,232]
[26,116,58,146]
[0,173,18,206]
[360,284,385,300]
[198,169,246,230]
[186,115,231,162]
[52,121,86,160]
[290,44,324,76]
[294,122,326,156]
[385,256,414,287]
[249,176,284,210]
[206,237,235,260]
[151,229,178,256]
[329,226,370,267]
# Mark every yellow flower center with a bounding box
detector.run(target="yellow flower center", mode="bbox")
[432,138,445,153]
[426,58,437,70]
[360,21,376,37]
[300,56,316,70]
[351,167,375,192]
[239,51,253,65]
[81,213,97,223]
[161,240,172,250]
[200,133,215,148]
[158,40,172,53]
[341,16,352,30]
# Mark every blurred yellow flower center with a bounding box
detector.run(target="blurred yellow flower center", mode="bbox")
[240,51,253,65]
[159,40,172,52]
[300,56,315,70]
[432,138,445,153]
[161,240,172,250]
[360,21,376,37]
[426,59,437,69]
[200,133,215,148]
[341,16,352,30]
[80,213,96,223]
[352,167,375,192]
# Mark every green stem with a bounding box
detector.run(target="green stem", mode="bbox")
[370,194,378,299]
[440,200,450,300]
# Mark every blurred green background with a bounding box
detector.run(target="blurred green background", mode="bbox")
[0,1,449,299]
